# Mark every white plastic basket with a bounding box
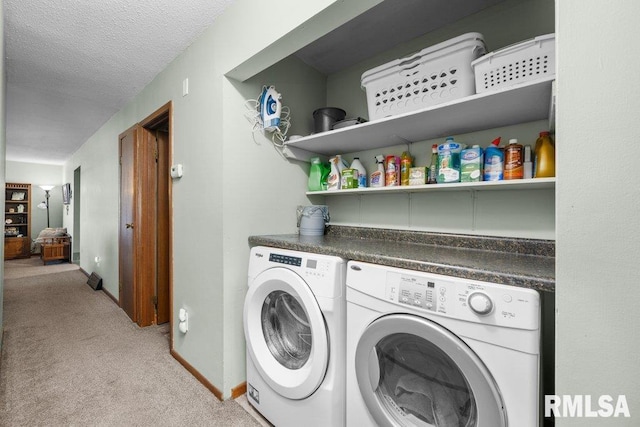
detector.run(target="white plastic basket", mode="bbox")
[472,33,555,93]
[361,33,486,121]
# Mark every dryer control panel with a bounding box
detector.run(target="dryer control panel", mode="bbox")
[269,253,302,266]
[268,252,332,280]
[249,246,346,299]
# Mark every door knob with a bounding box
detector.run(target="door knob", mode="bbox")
[126,223,134,229]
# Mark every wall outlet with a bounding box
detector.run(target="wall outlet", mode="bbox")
[170,164,183,179]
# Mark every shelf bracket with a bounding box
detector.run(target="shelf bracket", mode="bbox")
[388,134,412,151]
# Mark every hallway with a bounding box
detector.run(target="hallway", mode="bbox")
[0,259,260,426]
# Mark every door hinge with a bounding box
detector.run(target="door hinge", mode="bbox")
[119,282,123,292]
[154,148,158,162]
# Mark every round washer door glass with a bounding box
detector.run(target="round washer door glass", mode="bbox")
[355,314,506,427]
[244,267,329,400]
[261,290,312,369]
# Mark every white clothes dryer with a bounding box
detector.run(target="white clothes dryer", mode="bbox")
[244,246,347,427]
[346,261,541,427]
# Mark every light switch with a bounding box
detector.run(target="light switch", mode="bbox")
[182,78,189,96]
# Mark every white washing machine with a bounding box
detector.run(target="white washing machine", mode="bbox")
[346,261,541,427]
[244,246,347,427]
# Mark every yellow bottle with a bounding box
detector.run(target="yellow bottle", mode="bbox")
[400,151,413,186]
[534,131,555,178]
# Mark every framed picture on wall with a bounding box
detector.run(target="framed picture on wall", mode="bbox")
[62,183,72,205]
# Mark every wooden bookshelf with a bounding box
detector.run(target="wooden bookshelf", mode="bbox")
[5,183,32,259]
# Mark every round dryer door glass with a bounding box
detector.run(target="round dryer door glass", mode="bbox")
[355,314,506,427]
[261,290,312,369]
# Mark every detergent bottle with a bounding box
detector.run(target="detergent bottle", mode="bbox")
[307,157,326,192]
[370,155,385,188]
[350,157,368,188]
[335,155,348,172]
[534,131,556,178]
[437,137,462,183]
[483,137,504,181]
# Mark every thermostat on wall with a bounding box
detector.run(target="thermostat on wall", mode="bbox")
[170,164,183,179]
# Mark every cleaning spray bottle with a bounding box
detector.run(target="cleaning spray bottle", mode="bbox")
[370,155,385,188]
[327,156,342,190]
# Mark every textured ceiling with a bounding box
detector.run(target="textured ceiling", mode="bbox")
[4,0,235,165]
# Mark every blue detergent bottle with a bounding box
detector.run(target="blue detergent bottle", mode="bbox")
[483,137,504,181]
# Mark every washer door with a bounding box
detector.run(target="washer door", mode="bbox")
[244,267,329,400]
[354,314,506,427]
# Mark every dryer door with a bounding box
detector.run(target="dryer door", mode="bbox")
[244,267,329,400]
[354,314,506,427]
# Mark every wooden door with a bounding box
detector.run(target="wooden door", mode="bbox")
[119,127,137,322]
[155,128,171,324]
[135,126,159,327]
[120,124,158,326]
[119,103,172,328]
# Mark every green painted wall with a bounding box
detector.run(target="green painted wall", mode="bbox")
[61,0,383,398]
[0,0,6,343]
[556,1,640,424]
[322,0,556,239]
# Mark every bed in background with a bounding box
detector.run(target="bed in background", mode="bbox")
[34,228,72,265]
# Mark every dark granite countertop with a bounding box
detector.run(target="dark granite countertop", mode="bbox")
[249,226,555,293]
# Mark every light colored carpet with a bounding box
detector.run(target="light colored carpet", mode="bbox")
[0,264,261,426]
[4,256,80,279]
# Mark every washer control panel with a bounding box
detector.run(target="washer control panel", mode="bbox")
[379,268,539,329]
[467,291,493,315]
[386,272,451,314]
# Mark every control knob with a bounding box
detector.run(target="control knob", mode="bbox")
[468,292,493,315]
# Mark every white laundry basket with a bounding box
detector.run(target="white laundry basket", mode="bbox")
[361,33,486,121]
[472,33,555,93]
